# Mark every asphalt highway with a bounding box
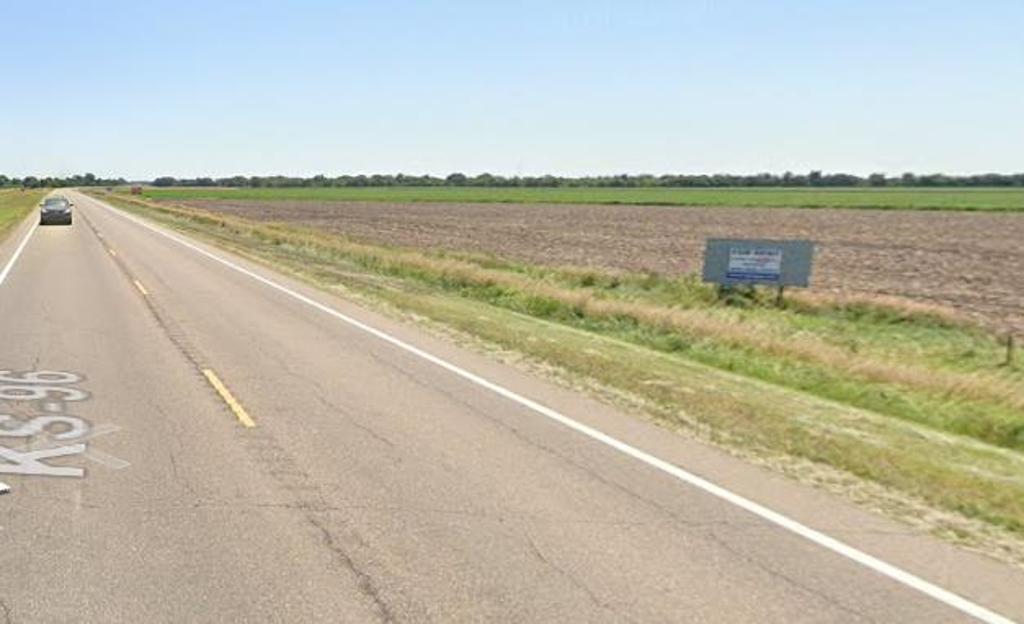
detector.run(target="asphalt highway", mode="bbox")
[0,190,1021,622]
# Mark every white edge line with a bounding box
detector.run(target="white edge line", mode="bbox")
[0,220,38,287]
[86,193,1015,624]
[0,215,39,497]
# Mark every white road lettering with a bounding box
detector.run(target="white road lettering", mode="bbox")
[0,444,86,478]
[0,368,125,486]
[0,414,90,440]
[0,371,81,384]
[0,385,88,402]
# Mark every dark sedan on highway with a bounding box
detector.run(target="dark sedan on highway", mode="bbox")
[39,196,73,225]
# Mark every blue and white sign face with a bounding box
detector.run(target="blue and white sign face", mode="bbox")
[726,247,783,283]
[703,239,814,287]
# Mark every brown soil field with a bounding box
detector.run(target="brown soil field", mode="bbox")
[179,199,1024,333]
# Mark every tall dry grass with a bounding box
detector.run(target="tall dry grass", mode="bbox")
[114,194,1024,416]
[154,199,1023,410]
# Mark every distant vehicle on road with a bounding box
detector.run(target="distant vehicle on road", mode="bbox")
[39,196,73,225]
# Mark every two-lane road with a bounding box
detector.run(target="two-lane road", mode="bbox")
[0,190,1021,622]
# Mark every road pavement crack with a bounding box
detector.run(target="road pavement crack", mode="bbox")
[307,512,398,623]
[523,532,638,623]
[311,392,397,450]
[264,347,399,451]
[237,428,400,621]
[354,354,874,618]
[704,526,877,623]
[167,447,202,502]
[373,354,762,531]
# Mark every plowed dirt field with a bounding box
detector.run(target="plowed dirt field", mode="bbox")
[179,199,1024,332]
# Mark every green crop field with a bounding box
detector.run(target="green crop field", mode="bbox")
[138,186,1024,211]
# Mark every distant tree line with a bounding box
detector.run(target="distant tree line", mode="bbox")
[6,171,1024,189]
[149,171,1024,188]
[0,173,127,188]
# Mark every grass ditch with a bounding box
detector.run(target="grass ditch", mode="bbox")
[93,191,1024,549]
[0,189,45,240]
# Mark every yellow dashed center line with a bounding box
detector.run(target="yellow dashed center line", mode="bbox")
[202,369,256,428]
[132,279,149,296]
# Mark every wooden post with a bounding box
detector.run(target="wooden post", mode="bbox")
[1006,334,1016,367]
[775,285,785,307]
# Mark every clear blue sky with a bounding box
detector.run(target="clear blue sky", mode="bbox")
[2,0,1022,179]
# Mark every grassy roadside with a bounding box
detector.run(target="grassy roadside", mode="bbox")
[0,189,45,240]
[92,191,1024,560]
[138,186,1024,212]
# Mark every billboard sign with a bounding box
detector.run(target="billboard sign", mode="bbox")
[703,239,814,287]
